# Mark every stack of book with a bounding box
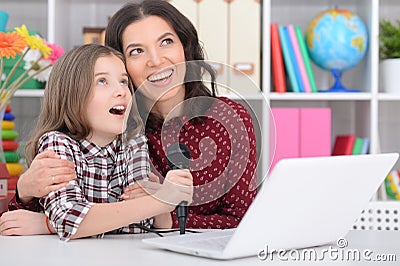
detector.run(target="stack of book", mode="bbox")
[332,134,370,156]
[270,23,317,93]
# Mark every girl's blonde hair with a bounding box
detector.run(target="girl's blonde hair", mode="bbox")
[25,44,143,166]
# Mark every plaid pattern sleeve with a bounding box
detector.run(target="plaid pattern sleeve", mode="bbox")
[8,191,42,212]
[38,132,94,241]
[118,134,154,233]
[125,135,151,185]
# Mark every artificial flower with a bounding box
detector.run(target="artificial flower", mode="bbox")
[23,40,65,82]
[46,42,64,64]
[27,60,51,82]
[0,32,26,59]
[0,24,64,110]
[15,24,51,57]
[23,48,48,82]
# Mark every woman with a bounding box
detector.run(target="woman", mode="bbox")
[0,0,257,235]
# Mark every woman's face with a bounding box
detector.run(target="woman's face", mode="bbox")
[122,15,186,105]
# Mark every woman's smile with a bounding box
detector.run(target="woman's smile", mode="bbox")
[147,68,174,86]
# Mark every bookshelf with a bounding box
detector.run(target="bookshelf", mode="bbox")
[2,0,400,200]
[264,0,400,200]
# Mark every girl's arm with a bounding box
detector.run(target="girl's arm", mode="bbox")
[71,169,191,239]
[39,132,192,241]
[122,172,172,229]
[42,167,192,241]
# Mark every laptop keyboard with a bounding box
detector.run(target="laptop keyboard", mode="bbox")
[178,235,231,250]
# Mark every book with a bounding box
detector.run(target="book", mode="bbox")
[332,135,356,155]
[270,23,286,93]
[295,25,318,93]
[299,108,331,157]
[361,138,370,154]
[284,26,305,92]
[278,25,299,92]
[351,137,364,155]
[287,24,312,93]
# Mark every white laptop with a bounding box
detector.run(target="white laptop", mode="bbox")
[142,153,399,260]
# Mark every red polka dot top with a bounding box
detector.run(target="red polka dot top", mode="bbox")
[147,97,258,229]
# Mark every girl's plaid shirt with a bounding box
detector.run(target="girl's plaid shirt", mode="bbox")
[38,131,152,241]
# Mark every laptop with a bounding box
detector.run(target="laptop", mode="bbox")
[142,153,399,260]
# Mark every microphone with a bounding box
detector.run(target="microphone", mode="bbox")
[166,143,191,235]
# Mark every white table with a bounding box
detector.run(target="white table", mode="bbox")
[0,230,399,266]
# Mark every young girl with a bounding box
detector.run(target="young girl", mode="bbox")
[23,44,193,241]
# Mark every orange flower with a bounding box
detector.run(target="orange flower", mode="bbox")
[0,32,27,59]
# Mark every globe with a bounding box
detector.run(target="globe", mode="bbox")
[306,9,368,92]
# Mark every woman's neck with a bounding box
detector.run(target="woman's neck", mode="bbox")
[149,86,186,120]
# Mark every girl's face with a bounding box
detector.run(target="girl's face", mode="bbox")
[86,54,132,146]
[122,15,186,106]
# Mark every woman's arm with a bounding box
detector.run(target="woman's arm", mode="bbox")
[18,150,76,203]
[8,149,76,211]
[3,150,77,236]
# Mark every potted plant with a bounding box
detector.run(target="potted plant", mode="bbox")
[379,19,400,93]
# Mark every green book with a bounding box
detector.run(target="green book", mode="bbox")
[295,25,318,93]
[352,137,364,155]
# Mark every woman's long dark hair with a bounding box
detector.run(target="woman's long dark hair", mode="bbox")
[105,0,217,133]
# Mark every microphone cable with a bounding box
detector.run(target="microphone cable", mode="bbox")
[133,223,201,237]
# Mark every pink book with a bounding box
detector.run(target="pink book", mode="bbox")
[299,108,331,157]
[287,25,312,93]
[270,108,300,171]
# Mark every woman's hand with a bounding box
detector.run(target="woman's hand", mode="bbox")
[0,210,50,236]
[18,150,77,203]
[120,172,161,200]
[154,169,193,210]
[121,173,174,229]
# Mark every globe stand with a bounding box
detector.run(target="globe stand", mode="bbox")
[320,69,360,93]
